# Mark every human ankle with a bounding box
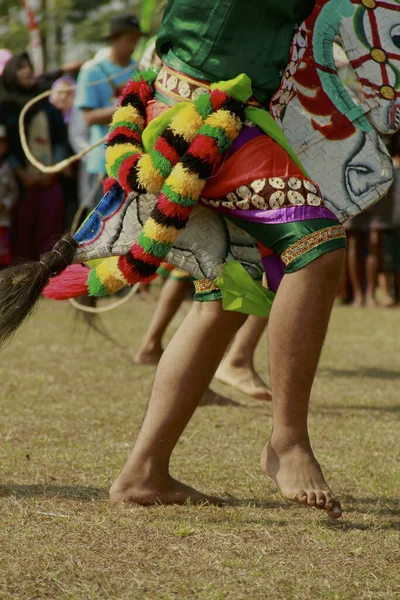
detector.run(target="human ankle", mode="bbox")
[269,428,311,452]
[117,456,170,485]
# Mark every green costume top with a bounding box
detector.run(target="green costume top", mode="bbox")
[156,0,315,104]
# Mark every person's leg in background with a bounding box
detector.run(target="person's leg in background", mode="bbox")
[215,315,271,400]
[365,228,382,308]
[134,272,193,365]
[346,229,365,306]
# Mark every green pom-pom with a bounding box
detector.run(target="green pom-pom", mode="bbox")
[88,270,107,297]
[139,233,171,259]
[162,184,198,207]
[198,124,231,153]
[195,93,213,119]
[149,149,172,179]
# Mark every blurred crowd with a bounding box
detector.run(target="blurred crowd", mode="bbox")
[0,16,399,307]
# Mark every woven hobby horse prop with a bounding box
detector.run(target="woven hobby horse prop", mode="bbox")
[0,0,399,345]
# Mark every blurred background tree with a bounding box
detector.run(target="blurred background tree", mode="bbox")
[0,0,164,68]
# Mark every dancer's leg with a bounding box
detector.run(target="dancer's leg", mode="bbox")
[215,315,272,400]
[134,277,193,364]
[261,249,345,518]
[111,301,246,504]
[365,229,381,307]
[346,230,364,306]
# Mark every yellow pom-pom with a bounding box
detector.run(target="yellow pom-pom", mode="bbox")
[167,163,205,198]
[96,257,129,293]
[105,143,142,178]
[137,154,165,195]
[143,218,179,244]
[170,104,203,142]
[111,105,145,131]
[206,110,242,140]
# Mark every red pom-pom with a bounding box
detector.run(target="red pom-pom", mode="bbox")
[118,153,141,192]
[43,264,90,300]
[210,90,228,112]
[157,194,193,219]
[189,134,220,163]
[154,137,180,165]
[108,126,141,145]
[102,177,117,194]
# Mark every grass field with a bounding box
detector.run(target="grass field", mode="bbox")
[0,290,399,600]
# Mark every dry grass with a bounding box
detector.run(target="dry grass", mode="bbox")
[0,289,399,600]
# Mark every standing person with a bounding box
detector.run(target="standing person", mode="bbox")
[75,15,142,208]
[0,52,69,261]
[0,124,19,267]
[50,76,79,230]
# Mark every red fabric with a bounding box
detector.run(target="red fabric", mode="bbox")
[146,100,170,123]
[203,136,305,198]
[12,181,64,262]
[0,227,11,266]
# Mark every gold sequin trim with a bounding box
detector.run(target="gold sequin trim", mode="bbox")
[281,225,346,266]
[194,278,220,294]
[155,64,263,107]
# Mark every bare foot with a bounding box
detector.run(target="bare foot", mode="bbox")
[379,295,395,308]
[351,294,364,307]
[215,363,272,401]
[365,295,377,308]
[133,345,163,365]
[109,474,224,506]
[260,439,342,518]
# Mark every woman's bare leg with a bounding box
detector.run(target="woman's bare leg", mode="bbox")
[111,301,246,504]
[261,249,345,518]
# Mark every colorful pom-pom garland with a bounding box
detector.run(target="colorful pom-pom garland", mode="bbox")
[46,68,247,299]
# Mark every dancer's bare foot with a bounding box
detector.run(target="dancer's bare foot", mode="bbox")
[260,439,342,518]
[215,363,272,401]
[110,474,224,506]
[133,345,163,365]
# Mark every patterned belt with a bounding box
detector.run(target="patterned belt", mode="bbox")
[155,63,263,107]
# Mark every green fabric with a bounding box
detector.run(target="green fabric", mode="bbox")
[225,216,345,261]
[193,289,223,303]
[209,73,253,103]
[214,261,274,318]
[156,0,316,104]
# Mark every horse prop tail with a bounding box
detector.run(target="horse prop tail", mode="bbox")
[0,235,77,347]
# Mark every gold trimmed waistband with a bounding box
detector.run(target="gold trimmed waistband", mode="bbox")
[155,64,262,107]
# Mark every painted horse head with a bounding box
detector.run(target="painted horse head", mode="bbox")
[270,0,400,222]
[340,0,400,134]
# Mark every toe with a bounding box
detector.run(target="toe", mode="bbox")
[326,498,342,519]
[294,490,308,505]
[315,491,326,508]
[307,491,317,506]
